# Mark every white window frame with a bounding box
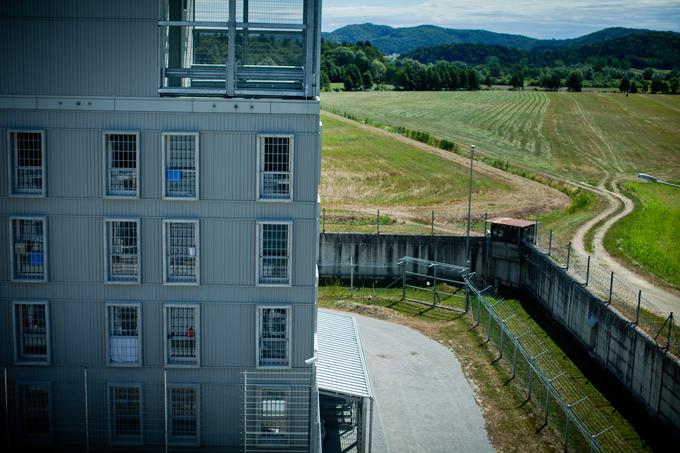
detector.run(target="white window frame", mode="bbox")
[162,132,199,200]
[107,383,144,445]
[256,221,292,287]
[163,219,200,285]
[255,386,291,447]
[12,301,51,365]
[9,216,48,283]
[104,218,141,284]
[256,134,294,202]
[256,305,291,369]
[105,303,142,367]
[16,381,53,442]
[164,304,200,368]
[7,130,46,197]
[102,131,140,198]
[167,383,201,446]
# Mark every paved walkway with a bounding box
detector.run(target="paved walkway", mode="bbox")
[323,310,493,453]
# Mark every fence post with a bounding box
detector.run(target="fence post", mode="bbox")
[548,230,553,256]
[350,256,354,292]
[566,242,571,270]
[585,256,591,286]
[487,308,492,343]
[527,368,533,400]
[667,313,674,351]
[431,210,435,237]
[535,220,539,245]
[164,369,169,453]
[564,411,571,452]
[484,212,488,235]
[4,367,9,451]
[511,340,518,379]
[475,294,481,327]
[608,272,614,303]
[401,261,406,302]
[376,209,380,236]
[322,208,325,235]
[84,367,90,453]
[544,388,550,425]
[499,328,504,360]
[432,265,437,306]
[635,290,642,325]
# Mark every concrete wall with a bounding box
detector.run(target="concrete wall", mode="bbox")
[522,245,680,433]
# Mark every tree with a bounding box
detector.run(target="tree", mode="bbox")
[320,71,331,91]
[343,64,363,91]
[643,68,655,80]
[619,78,630,93]
[629,81,638,93]
[467,70,480,90]
[540,71,561,91]
[510,72,524,90]
[362,70,373,90]
[670,78,680,95]
[650,77,667,94]
[566,71,582,92]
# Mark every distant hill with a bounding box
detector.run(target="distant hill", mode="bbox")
[322,23,663,55]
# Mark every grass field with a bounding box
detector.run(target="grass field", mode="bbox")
[322,91,680,184]
[604,182,680,288]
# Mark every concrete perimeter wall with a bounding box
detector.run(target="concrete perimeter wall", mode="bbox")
[522,245,680,433]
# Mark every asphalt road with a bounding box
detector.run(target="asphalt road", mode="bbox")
[343,311,493,453]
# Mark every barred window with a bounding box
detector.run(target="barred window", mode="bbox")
[105,220,140,283]
[163,133,198,199]
[14,302,50,364]
[165,305,199,366]
[104,133,138,197]
[9,131,45,196]
[11,217,47,282]
[256,388,289,446]
[168,385,199,445]
[258,135,292,200]
[17,384,51,440]
[257,222,291,285]
[257,307,289,367]
[109,385,142,444]
[107,304,141,366]
[164,220,199,284]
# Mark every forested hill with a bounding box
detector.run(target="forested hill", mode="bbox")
[322,23,674,56]
[403,31,680,70]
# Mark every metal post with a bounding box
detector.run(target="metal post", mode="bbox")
[585,256,591,286]
[376,209,380,236]
[431,210,435,236]
[499,327,504,359]
[544,389,550,425]
[465,144,475,267]
[487,308,492,342]
[566,242,571,270]
[3,367,9,451]
[608,272,614,303]
[432,265,437,306]
[475,294,481,327]
[548,230,553,256]
[350,256,354,292]
[401,262,406,302]
[511,339,518,379]
[667,313,674,350]
[484,212,488,236]
[635,290,642,325]
[226,0,236,96]
[84,367,90,453]
[527,368,533,400]
[369,398,375,453]
[322,208,325,234]
[535,219,539,245]
[564,412,570,452]
[164,369,169,453]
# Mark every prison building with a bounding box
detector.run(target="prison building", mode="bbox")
[0,1,333,451]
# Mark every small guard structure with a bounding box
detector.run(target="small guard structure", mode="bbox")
[486,218,536,288]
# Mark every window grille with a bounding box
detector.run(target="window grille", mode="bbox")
[14,303,49,364]
[236,0,304,25]
[166,306,199,366]
[11,217,47,281]
[17,384,51,439]
[257,307,289,367]
[168,385,199,445]
[109,385,142,444]
[107,304,141,365]
[259,136,292,200]
[164,221,199,284]
[164,133,198,199]
[106,220,140,283]
[256,388,289,446]
[258,223,290,285]
[104,133,138,197]
[10,131,44,196]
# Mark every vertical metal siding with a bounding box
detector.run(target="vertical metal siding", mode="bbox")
[51,300,105,364]
[47,129,102,198]
[201,133,254,201]
[201,219,255,285]
[48,215,102,283]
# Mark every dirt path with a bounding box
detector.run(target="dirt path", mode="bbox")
[572,179,680,314]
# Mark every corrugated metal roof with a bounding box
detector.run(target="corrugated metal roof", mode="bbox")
[317,311,372,399]
[489,217,536,228]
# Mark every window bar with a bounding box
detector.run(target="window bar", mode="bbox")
[261,137,291,199]
[259,308,288,366]
[106,134,137,196]
[13,132,43,194]
[16,304,47,362]
[167,222,198,283]
[108,305,140,364]
[259,224,289,284]
[168,307,197,364]
[108,221,139,282]
[13,219,45,280]
[165,135,197,198]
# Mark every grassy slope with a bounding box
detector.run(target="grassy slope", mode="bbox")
[322,91,680,184]
[605,182,680,288]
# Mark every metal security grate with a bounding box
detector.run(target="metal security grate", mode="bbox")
[166,306,198,365]
[258,223,290,284]
[15,303,48,363]
[12,217,46,281]
[260,136,291,199]
[107,221,139,282]
[107,305,140,365]
[236,0,304,25]
[110,386,142,441]
[165,221,198,283]
[105,133,138,196]
[11,131,44,195]
[165,134,198,198]
[169,386,199,443]
[258,308,289,367]
[18,384,50,439]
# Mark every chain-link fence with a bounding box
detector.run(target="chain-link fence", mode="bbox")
[533,229,678,357]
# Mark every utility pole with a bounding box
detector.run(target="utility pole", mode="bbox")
[465,144,475,268]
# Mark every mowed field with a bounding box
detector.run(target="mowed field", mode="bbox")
[320,112,569,233]
[322,91,680,184]
[605,182,680,288]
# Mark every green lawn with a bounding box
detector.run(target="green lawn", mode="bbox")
[321,91,680,185]
[605,182,680,288]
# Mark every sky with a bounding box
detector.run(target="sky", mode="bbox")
[322,0,680,39]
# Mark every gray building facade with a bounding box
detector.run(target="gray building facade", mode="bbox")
[0,1,322,451]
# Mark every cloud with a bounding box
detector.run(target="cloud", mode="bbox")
[322,0,680,38]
